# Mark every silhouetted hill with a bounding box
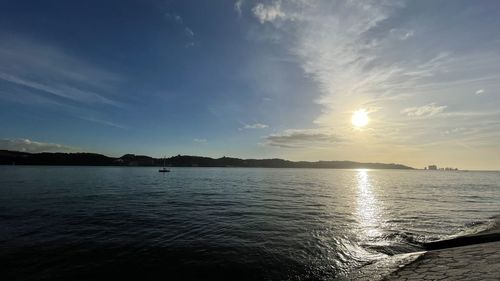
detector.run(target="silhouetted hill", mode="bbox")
[0,150,113,166]
[0,150,413,169]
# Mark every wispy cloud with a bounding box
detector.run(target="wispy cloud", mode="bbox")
[0,34,122,107]
[390,28,414,40]
[0,72,120,107]
[0,34,130,132]
[184,27,195,38]
[164,13,183,23]
[0,138,77,153]
[264,129,342,148]
[193,138,207,143]
[240,122,269,130]
[252,1,286,23]
[234,0,245,16]
[78,116,128,129]
[401,103,447,118]
[164,12,197,47]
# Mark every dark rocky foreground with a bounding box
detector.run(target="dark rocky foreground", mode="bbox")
[0,150,413,169]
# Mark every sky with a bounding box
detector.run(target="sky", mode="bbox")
[0,0,500,170]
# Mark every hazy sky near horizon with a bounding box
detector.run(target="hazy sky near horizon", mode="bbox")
[1,0,500,169]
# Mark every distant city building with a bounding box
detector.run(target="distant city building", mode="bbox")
[428,165,437,170]
[426,165,459,171]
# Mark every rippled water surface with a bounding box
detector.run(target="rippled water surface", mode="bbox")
[1,167,499,280]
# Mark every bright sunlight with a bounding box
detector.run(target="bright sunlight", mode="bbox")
[351,109,369,128]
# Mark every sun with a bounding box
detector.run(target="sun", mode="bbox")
[351,109,369,128]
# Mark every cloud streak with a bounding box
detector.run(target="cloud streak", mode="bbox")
[401,103,447,118]
[0,72,120,106]
[0,138,77,153]
[390,28,414,40]
[0,34,122,107]
[240,123,269,130]
[265,129,342,148]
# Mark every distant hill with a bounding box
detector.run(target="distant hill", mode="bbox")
[0,150,413,169]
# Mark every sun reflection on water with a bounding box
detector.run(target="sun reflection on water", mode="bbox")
[356,169,382,239]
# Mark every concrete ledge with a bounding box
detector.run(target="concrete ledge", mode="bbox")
[384,240,500,280]
[383,220,500,281]
[424,232,500,251]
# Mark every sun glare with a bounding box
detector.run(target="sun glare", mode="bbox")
[351,109,369,128]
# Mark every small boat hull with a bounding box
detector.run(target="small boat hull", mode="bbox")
[158,169,170,173]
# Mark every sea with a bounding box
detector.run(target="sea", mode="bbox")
[1,166,499,280]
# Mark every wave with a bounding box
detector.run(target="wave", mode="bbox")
[453,215,499,237]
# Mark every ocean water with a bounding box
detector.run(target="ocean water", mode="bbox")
[0,167,499,280]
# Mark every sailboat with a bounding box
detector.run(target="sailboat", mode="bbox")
[158,156,170,173]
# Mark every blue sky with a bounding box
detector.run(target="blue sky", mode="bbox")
[1,0,500,169]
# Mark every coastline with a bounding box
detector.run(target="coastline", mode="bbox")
[0,150,414,169]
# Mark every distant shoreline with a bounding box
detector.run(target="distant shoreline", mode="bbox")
[3,165,497,172]
[0,150,413,170]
